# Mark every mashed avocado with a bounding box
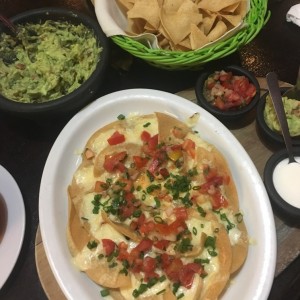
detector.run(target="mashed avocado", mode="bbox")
[264,94,300,137]
[0,20,102,103]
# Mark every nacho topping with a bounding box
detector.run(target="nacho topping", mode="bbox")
[67,112,248,299]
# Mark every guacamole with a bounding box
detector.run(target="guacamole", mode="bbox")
[0,20,102,103]
[264,94,300,137]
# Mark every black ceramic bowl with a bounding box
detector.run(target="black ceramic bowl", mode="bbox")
[264,148,300,226]
[256,88,300,146]
[195,65,260,122]
[0,7,110,120]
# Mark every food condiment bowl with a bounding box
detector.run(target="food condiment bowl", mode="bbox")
[264,148,300,226]
[256,88,300,146]
[0,7,110,120]
[195,65,260,123]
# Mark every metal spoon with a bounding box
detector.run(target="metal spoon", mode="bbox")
[266,72,297,163]
[282,66,300,100]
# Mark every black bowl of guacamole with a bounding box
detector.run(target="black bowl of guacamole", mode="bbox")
[256,88,300,146]
[0,7,110,120]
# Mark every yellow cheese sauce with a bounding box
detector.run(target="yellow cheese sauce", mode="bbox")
[68,113,248,299]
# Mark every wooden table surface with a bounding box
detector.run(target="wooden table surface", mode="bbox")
[35,78,300,299]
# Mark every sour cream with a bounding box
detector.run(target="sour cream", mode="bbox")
[272,157,300,208]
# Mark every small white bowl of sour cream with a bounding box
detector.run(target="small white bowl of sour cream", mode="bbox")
[264,148,300,225]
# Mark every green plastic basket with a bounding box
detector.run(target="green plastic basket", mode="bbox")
[111,0,270,70]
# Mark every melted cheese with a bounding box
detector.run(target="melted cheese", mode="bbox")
[73,245,101,271]
[216,208,242,246]
[186,217,212,246]
[68,113,247,299]
[176,274,202,300]
[120,273,170,300]
[73,165,95,191]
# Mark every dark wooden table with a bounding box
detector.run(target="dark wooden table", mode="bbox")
[0,1,300,300]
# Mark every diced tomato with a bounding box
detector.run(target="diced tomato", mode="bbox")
[148,150,168,173]
[227,90,241,103]
[131,258,143,273]
[160,253,172,269]
[164,257,183,282]
[148,134,159,151]
[103,151,127,173]
[102,239,116,256]
[141,130,151,142]
[182,139,196,159]
[204,166,218,180]
[219,71,232,82]
[245,84,256,103]
[139,220,155,235]
[117,242,130,261]
[107,131,125,145]
[130,238,153,259]
[214,96,226,110]
[211,191,228,209]
[142,134,159,156]
[143,256,157,273]
[94,180,108,193]
[153,239,170,250]
[199,175,224,194]
[130,220,138,231]
[172,127,186,139]
[154,219,186,235]
[173,207,188,221]
[179,263,202,289]
[205,70,257,111]
[159,167,169,179]
[84,148,94,160]
[133,155,148,169]
[137,213,146,226]
[120,204,134,219]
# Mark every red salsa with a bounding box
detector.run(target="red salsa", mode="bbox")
[204,70,257,111]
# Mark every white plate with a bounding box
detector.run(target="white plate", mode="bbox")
[0,165,25,289]
[39,89,277,300]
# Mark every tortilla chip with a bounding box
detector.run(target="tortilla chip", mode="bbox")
[222,14,243,27]
[190,24,210,49]
[162,0,186,12]
[207,20,227,42]
[197,0,241,12]
[201,13,218,35]
[236,0,248,18]
[200,213,232,299]
[127,0,161,29]
[160,9,202,44]
[221,2,240,13]
[86,262,131,288]
[156,112,191,143]
[230,219,249,273]
[177,0,199,14]
[116,0,135,12]
[67,189,90,256]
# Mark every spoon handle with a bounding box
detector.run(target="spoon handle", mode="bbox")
[266,72,296,163]
[295,66,300,91]
[0,14,17,34]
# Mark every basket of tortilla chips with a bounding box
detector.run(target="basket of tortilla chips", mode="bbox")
[94,0,269,70]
